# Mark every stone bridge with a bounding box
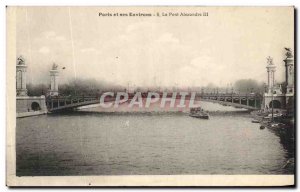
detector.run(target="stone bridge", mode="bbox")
[46,92,262,112]
[197,93,262,110]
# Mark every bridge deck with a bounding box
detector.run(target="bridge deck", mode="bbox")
[46,93,262,112]
[46,96,114,112]
[200,99,258,110]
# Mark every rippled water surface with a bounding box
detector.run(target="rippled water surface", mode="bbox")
[16,108,292,176]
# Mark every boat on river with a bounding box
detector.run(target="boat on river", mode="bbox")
[189,107,209,119]
[251,119,260,123]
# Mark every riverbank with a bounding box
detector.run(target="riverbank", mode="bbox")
[17,110,47,118]
[251,110,295,173]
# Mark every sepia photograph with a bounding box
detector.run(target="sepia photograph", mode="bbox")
[6,6,295,186]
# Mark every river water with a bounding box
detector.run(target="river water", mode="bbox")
[16,102,293,176]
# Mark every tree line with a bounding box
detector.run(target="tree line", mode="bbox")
[26,78,268,96]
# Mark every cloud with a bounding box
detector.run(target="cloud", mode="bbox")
[44,31,56,39]
[90,21,197,87]
[156,33,179,44]
[43,31,66,41]
[176,56,228,86]
[55,36,66,41]
[126,22,150,33]
[80,47,98,53]
[38,46,50,54]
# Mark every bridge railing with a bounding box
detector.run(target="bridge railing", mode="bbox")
[46,92,262,111]
[198,92,262,109]
[46,94,118,111]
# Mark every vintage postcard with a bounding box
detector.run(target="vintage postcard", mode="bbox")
[6,6,295,186]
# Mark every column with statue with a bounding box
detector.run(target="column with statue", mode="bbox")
[16,56,28,96]
[49,63,59,96]
[284,48,294,114]
[284,48,294,95]
[266,56,276,94]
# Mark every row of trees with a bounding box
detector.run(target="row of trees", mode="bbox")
[26,78,267,96]
[27,78,123,96]
[233,79,265,93]
[201,79,265,94]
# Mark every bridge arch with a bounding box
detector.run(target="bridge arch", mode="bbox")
[269,100,281,109]
[31,102,41,111]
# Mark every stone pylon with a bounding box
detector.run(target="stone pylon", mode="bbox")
[16,56,28,96]
[49,63,59,96]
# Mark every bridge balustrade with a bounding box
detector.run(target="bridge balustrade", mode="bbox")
[46,91,262,112]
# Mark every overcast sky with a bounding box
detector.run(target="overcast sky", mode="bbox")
[16,7,294,87]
